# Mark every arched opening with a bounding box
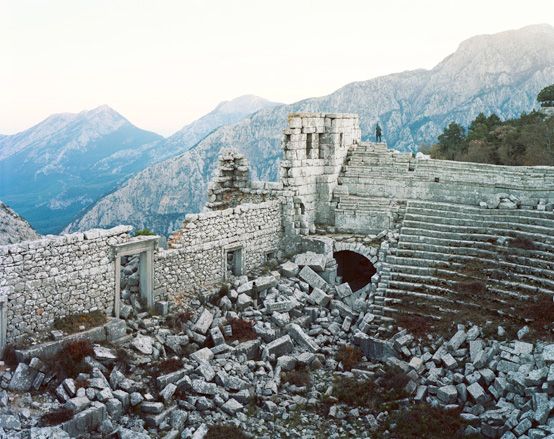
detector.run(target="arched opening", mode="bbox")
[334,250,375,292]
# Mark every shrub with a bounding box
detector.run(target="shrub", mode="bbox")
[383,403,479,439]
[333,365,410,410]
[455,279,487,295]
[205,424,250,439]
[166,311,193,330]
[508,236,537,251]
[396,314,433,337]
[336,345,363,371]
[226,318,257,342]
[527,294,554,336]
[133,227,155,236]
[281,364,311,388]
[39,408,74,426]
[3,344,18,368]
[47,339,94,378]
[209,284,229,306]
[53,310,107,335]
[157,358,182,374]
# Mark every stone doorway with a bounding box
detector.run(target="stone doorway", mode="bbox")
[224,245,244,279]
[334,250,376,292]
[112,236,158,318]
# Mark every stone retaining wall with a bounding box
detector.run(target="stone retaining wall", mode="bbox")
[155,201,283,296]
[0,226,131,344]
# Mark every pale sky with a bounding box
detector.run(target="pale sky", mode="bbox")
[1,0,553,136]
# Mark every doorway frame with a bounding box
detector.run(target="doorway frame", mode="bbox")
[112,235,159,318]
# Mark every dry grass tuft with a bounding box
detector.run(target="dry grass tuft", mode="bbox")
[382,403,483,439]
[205,424,250,439]
[336,345,363,371]
[226,318,257,342]
[281,364,311,388]
[39,408,74,426]
[47,339,94,378]
[332,365,410,410]
[53,310,107,334]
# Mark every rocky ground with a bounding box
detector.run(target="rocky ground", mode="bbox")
[1,251,553,438]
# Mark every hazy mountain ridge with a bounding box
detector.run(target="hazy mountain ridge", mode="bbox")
[0,96,277,234]
[68,24,554,237]
[0,106,163,234]
[0,201,40,245]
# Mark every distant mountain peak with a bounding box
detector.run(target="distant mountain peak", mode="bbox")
[213,95,278,115]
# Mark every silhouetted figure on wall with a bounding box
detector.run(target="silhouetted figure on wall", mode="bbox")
[375,123,382,142]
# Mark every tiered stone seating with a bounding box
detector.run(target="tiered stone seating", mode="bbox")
[385,200,554,321]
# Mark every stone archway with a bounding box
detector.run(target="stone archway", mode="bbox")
[333,242,378,293]
[334,250,376,292]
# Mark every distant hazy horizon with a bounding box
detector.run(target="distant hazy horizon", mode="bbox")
[2,0,553,136]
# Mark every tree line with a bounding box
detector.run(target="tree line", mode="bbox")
[425,85,554,166]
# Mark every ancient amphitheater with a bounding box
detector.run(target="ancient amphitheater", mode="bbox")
[1,113,553,438]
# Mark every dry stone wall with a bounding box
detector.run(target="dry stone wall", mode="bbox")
[156,201,283,296]
[280,113,361,235]
[0,226,131,344]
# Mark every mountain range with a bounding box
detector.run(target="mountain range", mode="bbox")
[0,95,278,234]
[66,24,554,237]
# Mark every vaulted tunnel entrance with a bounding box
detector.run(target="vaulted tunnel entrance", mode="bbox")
[334,250,376,292]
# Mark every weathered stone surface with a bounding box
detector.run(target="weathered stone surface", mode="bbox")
[221,398,244,415]
[192,309,214,334]
[294,252,327,272]
[9,363,36,392]
[131,334,154,355]
[299,266,329,292]
[265,335,294,357]
[235,339,261,360]
[288,323,319,353]
[436,385,458,404]
[191,347,214,363]
[335,283,352,299]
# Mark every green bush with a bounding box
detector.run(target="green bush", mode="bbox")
[133,227,155,236]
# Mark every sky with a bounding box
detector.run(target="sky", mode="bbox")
[1,0,553,137]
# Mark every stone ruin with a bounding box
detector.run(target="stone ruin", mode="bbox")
[0,113,553,438]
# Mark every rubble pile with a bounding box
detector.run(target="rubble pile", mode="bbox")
[0,250,553,438]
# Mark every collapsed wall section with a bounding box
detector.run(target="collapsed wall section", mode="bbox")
[0,226,131,344]
[156,200,283,296]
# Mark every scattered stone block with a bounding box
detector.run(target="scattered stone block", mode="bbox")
[265,335,294,357]
[437,385,458,404]
[288,323,319,353]
[294,252,327,272]
[191,347,214,364]
[192,309,214,335]
[335,283,353,299]
[280,261,299,277]
[8,363,36,392]
[299,266,329,292]
[131,334,154,355]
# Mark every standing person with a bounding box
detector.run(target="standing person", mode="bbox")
[376,123,382,142]
[251,281,259,308]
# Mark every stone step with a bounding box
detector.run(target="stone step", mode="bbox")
[401,220,554,246]
[390,249,554,284]
[388,269,554,297]
[387,262,554,292]
[398,232,554,264]
[396,239,554,271]
[404,211,554,232]
[406,203,554,222]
